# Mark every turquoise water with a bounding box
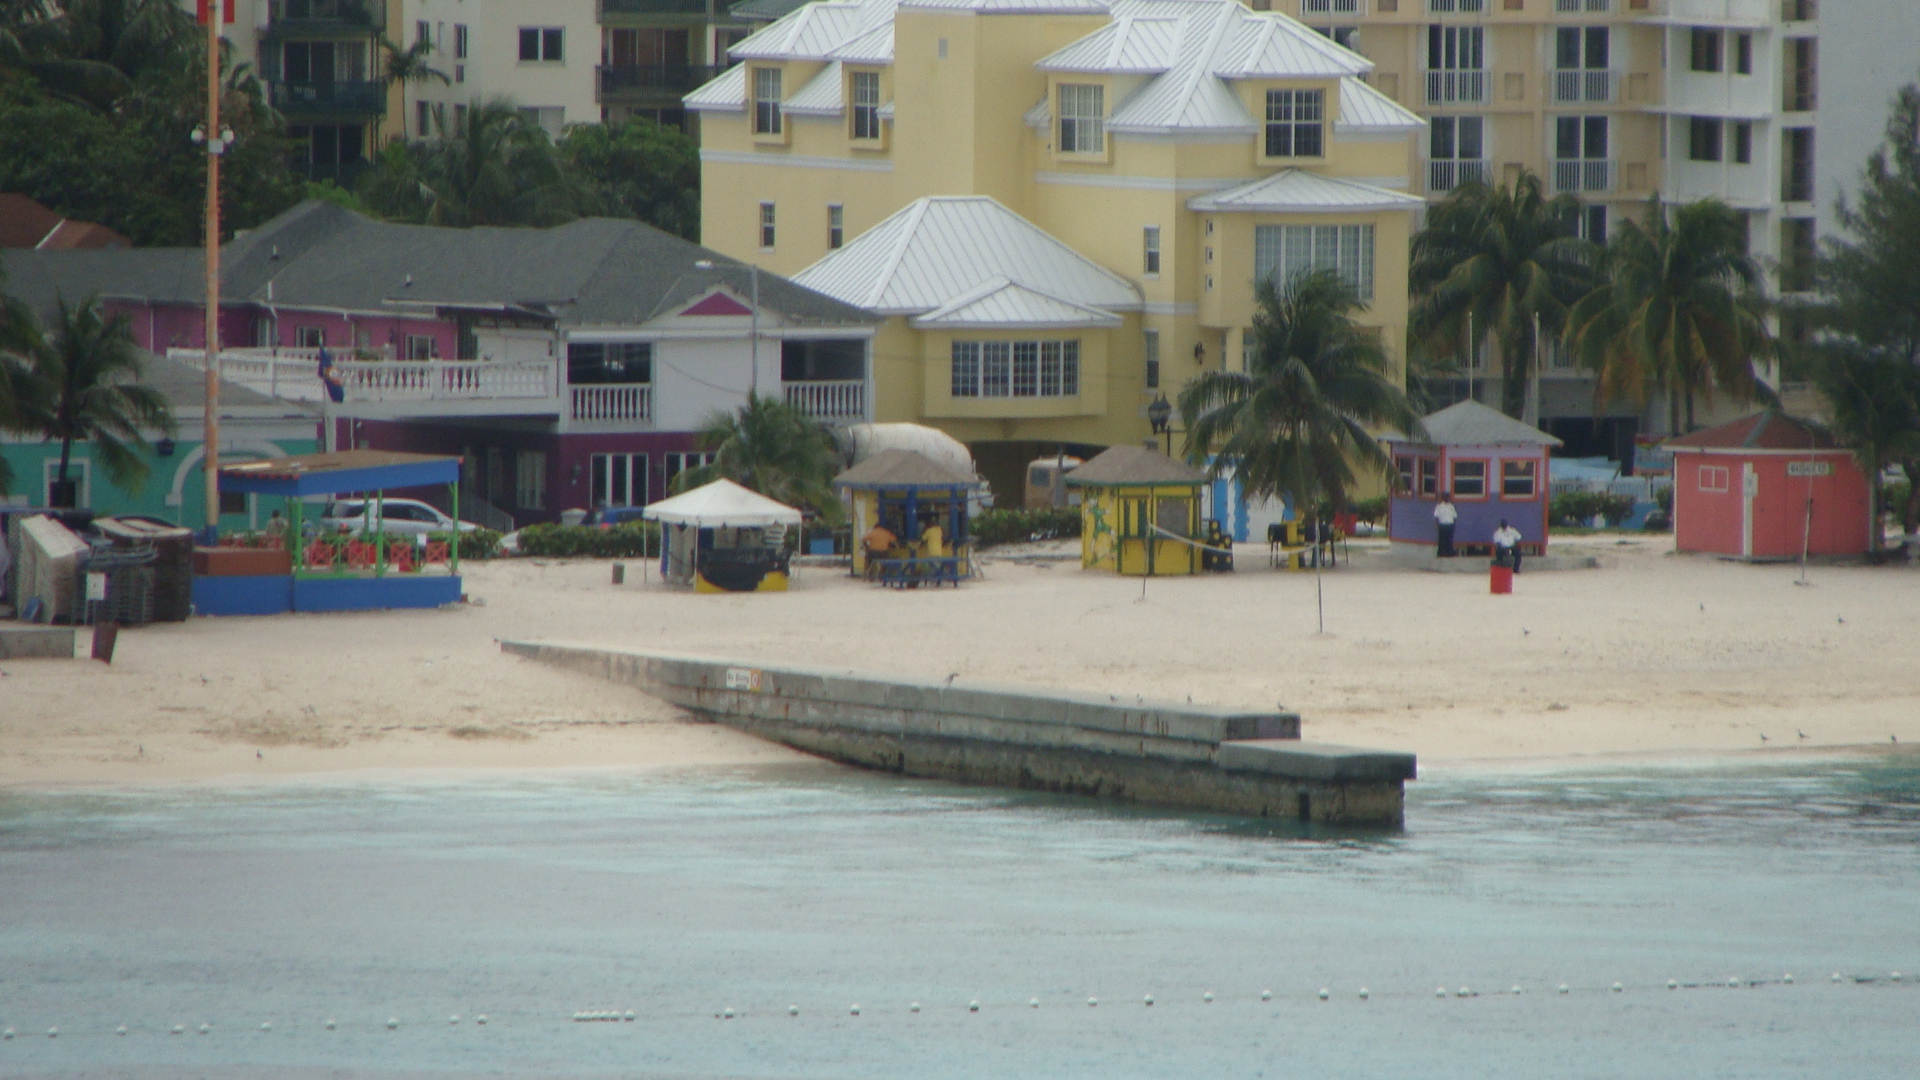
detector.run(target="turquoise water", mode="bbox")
[0,755,1916,1078]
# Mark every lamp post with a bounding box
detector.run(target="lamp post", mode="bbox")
[1147,395,1172,456]
[194,1,234,539]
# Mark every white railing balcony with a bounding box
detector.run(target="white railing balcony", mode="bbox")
[1428,159,1490,193]
[1553,159,1614,194]
[1303,0,1359,12]
[166,348,556,406]
[1555,0,1610,12]
[1425,69,1487,105]
[783,380,865,422]
[1554,69,1614,104]
[571,383,651,422]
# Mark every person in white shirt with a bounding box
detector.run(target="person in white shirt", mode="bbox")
[1492,519,1523,573]
[1433,494,1458,557]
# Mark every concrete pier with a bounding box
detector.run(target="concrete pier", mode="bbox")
[501,641,1416,826]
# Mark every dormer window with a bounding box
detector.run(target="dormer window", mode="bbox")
[753,68,783,135]
[1265,89,1323,157]
[850,71,882,139]
[1058,84,1104,154]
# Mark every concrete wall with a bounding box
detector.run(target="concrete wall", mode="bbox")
[500,641,1416,825]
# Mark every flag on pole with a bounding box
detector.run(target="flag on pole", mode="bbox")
[197,0,234,24]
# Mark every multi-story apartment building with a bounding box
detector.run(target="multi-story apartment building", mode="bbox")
[384,0,599,141]
[686,0,1428,493]
[596,0,757,131]
[249,0,391,184]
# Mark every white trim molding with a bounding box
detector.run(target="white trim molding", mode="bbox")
[700,149,894,173]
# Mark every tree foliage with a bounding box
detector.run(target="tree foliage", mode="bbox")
[675,394,845,523]
[1566,196,1770,430]
[1178,269,1422,515]
[356,98,589,227]
[559,117,700,240]
[1410,170,1596,418]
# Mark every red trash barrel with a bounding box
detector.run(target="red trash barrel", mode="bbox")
[1489,563,1513,594]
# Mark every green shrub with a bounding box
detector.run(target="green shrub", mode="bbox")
[1551,489,1637,527]
[969,507,1082,548]
[514,521,660,558]
[428,528,502,560]
[1655,484,1674,515]
[1348,496,1389,526]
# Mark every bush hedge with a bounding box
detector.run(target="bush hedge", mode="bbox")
[514,521,660,558]
[1549,490,1637,527]
[969,507,1082,548]
[428,528,503,560]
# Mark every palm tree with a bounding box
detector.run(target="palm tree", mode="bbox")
[1566,197,1770,431]
[356,98,586,227]
[674,394,844,523]
[0,264,45,496]
[379,34,450,141]
[1178,269,1422,515]
[4,296,173,504]
[1410,170,1596,419]
[1807,341,1920,554]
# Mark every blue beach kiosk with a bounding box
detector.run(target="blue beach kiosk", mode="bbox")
[193,450,465,615]
[1386,400,1561,558]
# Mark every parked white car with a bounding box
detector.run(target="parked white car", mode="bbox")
[317,498,479,536]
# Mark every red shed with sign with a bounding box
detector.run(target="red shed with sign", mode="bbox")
[1665,411,1870,560]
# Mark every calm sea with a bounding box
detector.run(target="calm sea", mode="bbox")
[1,753,1916,1079]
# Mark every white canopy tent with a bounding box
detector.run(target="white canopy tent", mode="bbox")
[641,479,803,590]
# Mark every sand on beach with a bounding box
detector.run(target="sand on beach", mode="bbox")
[5,534,1918,787]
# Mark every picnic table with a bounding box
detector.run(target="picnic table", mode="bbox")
[871,556,963,589]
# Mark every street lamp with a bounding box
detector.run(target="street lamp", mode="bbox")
[1147,394,1172,455]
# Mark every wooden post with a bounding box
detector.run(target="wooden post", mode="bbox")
[201,0,223,534]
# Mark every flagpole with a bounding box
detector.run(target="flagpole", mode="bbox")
[200,0,223,535]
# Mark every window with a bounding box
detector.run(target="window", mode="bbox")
[1264,89,1324,157]
[1784,38,1817,111]
[1425,25,1485,104]
[1428,115,1486,191]
[1313,26,1360,51]
[295,326,327,348]
[753,67,782,134]
[404,334,438,360]
[850,71,881,139]
[43,459,89,508]
[1780,217,1816,292]
[1253,224,1375,300]
[1688,117,1723,162]
[452,103,467,133]
[1143,226,1161,275]
[455,24,468,60]
[1782,0,1815,21]
[1698,464,1729,493]
[1734,31,1751,74]
[1450,459,1487,499]
[1554,116,1610,192]
[663,452,716,492]
[1057,83,1104,153]
[1501,460,1536,499]
[950,341,1079,398]
[519,27,563,63]
[1395,455,1415,493]
[568,342,653,384]
[1578,204,1608,243]
[416,20,429,48]
[590,453,648,508]
[515,450,546,510]
[1733,121,1752,164]
[518,107,564,137]
[415,100,430,137]
[1144,329,1160,389]
[1418,457,1439,498]
[759,202,776,247]
[1689,27,1721,73]
[827,204,843,249]
[1782,128,1814,201]
[1553,26,1610,102]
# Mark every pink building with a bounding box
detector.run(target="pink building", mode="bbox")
[1666,412,1870,560]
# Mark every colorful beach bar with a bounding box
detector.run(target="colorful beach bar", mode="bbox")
[192,450,464,616]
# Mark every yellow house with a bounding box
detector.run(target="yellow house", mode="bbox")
[1067,444,1208,576]
[686,0,1425,498]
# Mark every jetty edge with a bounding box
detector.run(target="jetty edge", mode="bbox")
[500,642,1416,826]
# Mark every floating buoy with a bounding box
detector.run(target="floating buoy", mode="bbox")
[968,1001,979,1013]
[1611,983,1624,993]
[449,1015,460,1025]
[722,1008,734,1020]
[1087,997,1098,1008]
[477,1015,488,1025]
[1435,987,1446,998]
[3,1029,13,1039]
[1510,986,1522,995]
[1317,988,1329,1001]
[1457,987,1470,998]
[1783,974,1794,985]
[788,1005,799,1017]
[1727,977,1740,988]
[1203,992,1214,1003]
[325,1019,336,1030]
[172,1025,184,1035]
[116,1026,127,1036]
[849,1005,860,1016]
[261,1022,272,1032]
[47,1028,58,1039]
[1029,998,1039,1009]
[387,1018,398,1030]
[909,1003,920,1013]
[1667,980,1678,990]
[1558,985,1569,995]
[1892,972,1903,982]
[200,1023,212,1034]
[1832,973,1843,983]
[1358,988,1369,1000]
[1143,995,1153,1007]
[1261,989,1272,1002]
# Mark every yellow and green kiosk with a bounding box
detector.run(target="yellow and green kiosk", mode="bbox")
[835,449,983,587]
[1068,445,1209,576]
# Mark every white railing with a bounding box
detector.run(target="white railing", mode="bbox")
[1426,69,1486,105]
[1554,69,1613,104]
[1428,159,1489,193]
[1555,0,1609,11]
[167,348,556,405]
[783,380,865,421]
[1303,0,1359,12]
[571,383,651,421]
[1553,159,1613,193]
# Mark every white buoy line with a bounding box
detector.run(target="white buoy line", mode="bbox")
[4,973,1906,1043]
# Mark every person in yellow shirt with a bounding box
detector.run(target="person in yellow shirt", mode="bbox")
[919,516,945,559]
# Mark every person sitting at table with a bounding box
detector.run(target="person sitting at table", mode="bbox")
[919,515,945,560]
[863,521,898,557]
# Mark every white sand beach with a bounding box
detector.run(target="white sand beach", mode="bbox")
[5,535,1918,786]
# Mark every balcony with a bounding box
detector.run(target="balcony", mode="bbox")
[599,0,709,16]
[597,64,726,99]
[1425,70,1486,106]
[168,349,558,411]
[572,384,651,422]
[271,80,387,117]
[268,0,382,33]
[1553,70,1613,104]
[1553,159,1614,194]
[783,380,865,422]
[1428,159,1490,194]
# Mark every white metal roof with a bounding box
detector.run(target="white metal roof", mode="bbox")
[899,0,1108,12]
[684,63,746,112]
[829,21,894,63]
[732,1,870,61]
[1333,76,1424,136]
[1037,14,1181,74]
[784,60,845,115]
[791,196,1142,316]
[909,277,1124,329]
[641,479,805,526]
[1186,169,1426,214]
